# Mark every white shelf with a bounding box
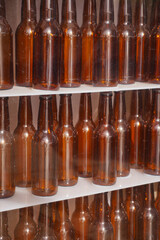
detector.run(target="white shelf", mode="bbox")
[1,169,159,212]
[0,82,160,97]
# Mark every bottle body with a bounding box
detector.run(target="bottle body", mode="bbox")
[0,212,12,240]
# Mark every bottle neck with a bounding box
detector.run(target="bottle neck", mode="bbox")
[21,0,36,20]
[39,204,52,234]
[0,212,8,236]
[75,197,89,211]
[156,0,160,25]
[19,207,34,222]
[145,184,154,208]
[82,0,97,24]
[143,90,151,123]
[101,93,113,125]
[99,0,114,23]
[135,0,147,27]
[126,188,135,202]
[0,0,5,17]
[41,0,58,20]
[52,95,57,122]
[59,95,73,126]
[18,96,33,126]
[131,91,142,117]
[38,96,53,131]
[153,90,160,120]
[96,193,110,221]
[114,92,126,121]
[0,98,9,131]
[118,0,132,26]
[79,93,92,121]
[57,201,69,221]
[111,190,123,211]
[62,0,77,23]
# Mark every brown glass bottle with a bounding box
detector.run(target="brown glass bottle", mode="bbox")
[32,96,58,196]
[93,0,118,87]
[52,95,58,132]
[144,89,160,175]
[60,0,81,87]
[0,98,14,198]
[54,200,75,240]
[75,93,95,178]
[93,92,117,186]
[56,94,78,186]
[111,190,129,240]
[118,0,136,84]
[16,0,37,87]
[14,207,37,240]
[71,196,93,239]
[114,91,130,177]
[155,182,160,214]
[0,0,13,89]
[0,212,11,240]
[142,184,159,240]
[81,0,96,84]
[129,91,144,169]
[135,0,150,82]
[134,185,145,209]
[14,97,35,187]
[33,0,61,90]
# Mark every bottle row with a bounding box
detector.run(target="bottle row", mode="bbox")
[2,183,160,240]
[0,0,160,90]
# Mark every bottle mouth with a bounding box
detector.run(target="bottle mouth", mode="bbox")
[101,92,112,96]
[40,95,53,100]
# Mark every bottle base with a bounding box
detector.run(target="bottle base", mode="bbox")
[117,171,130,177]
[130,164,143,169]
[78,172,92,178]
[0,84,13,90]
[0,189,15,199]
[148,78,160,84]
[92,178,116,186]
[32,187,58,197]
[16,181,31,188]
[16,82,32,87]
[118,79,135,84]
[60,82,81,88]
[93,81,118,87]
[32,84,60,91]
[144,169,160,176]
[58,179,78,186]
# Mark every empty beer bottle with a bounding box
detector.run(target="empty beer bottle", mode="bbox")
[130,91,144,169]
[142,184,159,240]
[111,190,129,240]
[71,196,93,239]
[81,0,96,84]
[93,0,118,87]
[33,0,61,90]
[16,0,37,87]
[56,95,78,186]
[135,0,150,82]
[0,98,14,198]
[76,93,95,178]
[14,96,35,187]
[118,0,136,84]
[93,92,117,186]
[60,0,81,87]
[114,91,130,177]
[144,89,160,175]
[14,207,37,240]
[0,212,11,240]
[0,0,13,89]
[52,95,58,131]
[32,96,58,196]
[54,200,75,240]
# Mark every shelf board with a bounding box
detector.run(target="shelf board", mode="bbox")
[0,82,160,97]
[1,169,159,212]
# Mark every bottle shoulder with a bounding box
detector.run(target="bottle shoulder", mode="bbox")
[13,125,35,137]
[95,22,118,37]
[136,25,150,37]
[16,20,36,35]
[96,124,117,136]
[118,24,136,37]
[0,130,13,142]
[0,17,12,34]
[33,130,58,143]
[35,19,61,36]
[61,21,81,36]
[151,25,160,37]
[56,125,77,137]
[75,120,95,130]
[81,22,96,35]
[116,121,130,133]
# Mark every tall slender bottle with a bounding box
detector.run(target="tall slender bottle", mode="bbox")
[118,0,136,84]
[32,96,58,196]
[114,91,130,177]
[14,97,35,187]
[33,0,61,90]
[111,190,129,240]
[56,95,78,186]
[71,196,93,239]
[16,0,37,87]
[149,0,160,83]
[81,0,96,84]
[75,93,95,178]
[52,95,58,131]
[93,92,117,186]
[54,200,75,239]
[0,98,14,198]
[14,207,37,240]
[0,0,13,89]
[93,0,118,87]
[144,89,160,175]
[142,184,159,240]
[135,0,150,82]
[0,212,11,240]
[129,91,144,169]
[60,0,81,87]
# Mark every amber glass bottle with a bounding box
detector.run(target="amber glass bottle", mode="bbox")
[134,185,145,209]
[111,190,129,240]
[0,98,14,198]
[0,0,13,90]
[60,0,81,87]
[142,184,159,240]
[155,182,160,214]
[16,0,37,87]
[144,89,160,175]
[0,212,11,240]
[32,96,58,196]
[56,94,78,186]
[33,0,61,90]
[118,0,136,84]
[93,0,118,87]
[114,91,130,177]
[135,0,150,82]
[52,95,58,131]
[54,200,75,240]
[81,0,96,84]
[93,92,117,186]
[129,91,144,169]
[76,93,95,178]
[14,97,35,187]
[14,207,37,240]
[71,196,93,239]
